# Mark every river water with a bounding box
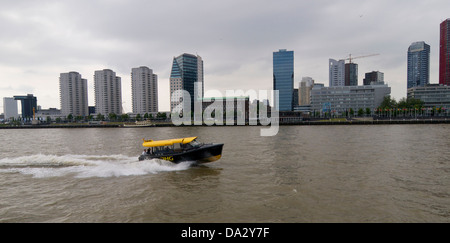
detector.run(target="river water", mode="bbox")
[0,125,449,222]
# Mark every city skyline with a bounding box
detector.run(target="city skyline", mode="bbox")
[1,1,450,114]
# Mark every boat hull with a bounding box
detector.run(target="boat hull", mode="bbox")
[138,143,224,164]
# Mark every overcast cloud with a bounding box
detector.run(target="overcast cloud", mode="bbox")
[0,0,449,113]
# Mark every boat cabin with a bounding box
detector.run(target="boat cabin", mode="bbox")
[142,137,201,155]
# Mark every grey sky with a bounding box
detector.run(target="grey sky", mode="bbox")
[0,0,449,113]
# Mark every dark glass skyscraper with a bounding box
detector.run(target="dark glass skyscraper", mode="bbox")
[273,49,294,111]
[440,19,450,86]
[14,94,37,119]
[407,41,430,89]
[345,63,358,86]
[170,53,203,112]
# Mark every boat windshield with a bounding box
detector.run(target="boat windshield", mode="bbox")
[189,139,201,147]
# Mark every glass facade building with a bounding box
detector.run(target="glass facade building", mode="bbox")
[170,53,203,112]
[407,41,430,89]
[364,71,384,85]
[14,94,37,119]
[440,19,450,86]
[345,63,358,86]
[273,49,294,111]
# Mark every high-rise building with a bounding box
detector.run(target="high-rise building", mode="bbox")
[94,69,122,115]
[14,94,37,119]
[131,66,158,114]
[364,71,384,85]
[298,77,314,105]
[329,59,345,87]
[3,97,18,120]
[273,49,294,111]
[170,53,203,112]
[407,41,430,89]
[345,63,358,86]
[440,19,450,86]
[59,72,89,117]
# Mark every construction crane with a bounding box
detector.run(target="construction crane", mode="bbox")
[344,53,380,64]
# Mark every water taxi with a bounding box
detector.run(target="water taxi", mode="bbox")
[138,136,224,164]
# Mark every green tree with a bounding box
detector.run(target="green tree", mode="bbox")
[357,108,364,117]
[407,98,424,109]
[97,113,105,121]
[379,95,397,109]
[121,114,129,121]
[135,114,141,121]
[67,114,73,122]
[349,108,354,116]
[365,108,371,116]
[108,113,117,121]
[157,112,167,119]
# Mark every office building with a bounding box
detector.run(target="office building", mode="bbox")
[329,59,345,87]
[345,63,358,86]
[440,19,450,86]
[131,66,158,114]
[170,53,204,112]
[94,69,122,115]
[36,108,61,121]
[293,89,299,108]
[311,84,391,115]
[364,71,384,85]
[407,84,450,109]
[407,41,430,89]
[14,94,37,119]
[273,49,294,111]
[59,72,89,117]
[201,96,250,123]
[298,77,314,105]
[3,97,18,120]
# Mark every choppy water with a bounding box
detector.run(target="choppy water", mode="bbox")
[0,125,449,222]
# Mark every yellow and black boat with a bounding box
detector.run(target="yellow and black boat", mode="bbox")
[138,136,223,164]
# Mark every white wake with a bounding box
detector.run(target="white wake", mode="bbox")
[0,154,193,178]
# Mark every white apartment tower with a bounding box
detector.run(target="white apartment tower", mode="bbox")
[131,66,158,114]
[329,59,345,87]
[94,69,122,115]
[59,72,89,117]
[3,97,18,120]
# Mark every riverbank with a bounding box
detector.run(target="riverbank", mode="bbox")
[1,118,449,129]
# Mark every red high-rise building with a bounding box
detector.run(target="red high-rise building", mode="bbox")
[440,19,450,85]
